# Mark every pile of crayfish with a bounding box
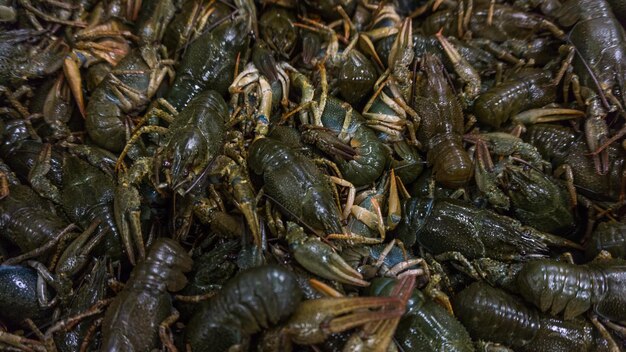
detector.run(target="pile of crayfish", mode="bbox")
[1,0,626,351]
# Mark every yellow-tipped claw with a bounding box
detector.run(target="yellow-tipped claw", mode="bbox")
[511,108,584,125]
[387,169,401,231]
[63,54,86,118]
[309,278,344,298]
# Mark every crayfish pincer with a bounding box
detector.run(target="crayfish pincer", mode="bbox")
[185,265,302,352]
[396,197,582,261]
[517,259,626,321]
[101,238,192,351]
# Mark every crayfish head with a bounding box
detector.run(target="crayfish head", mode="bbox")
[162,127,210,193]
[420,53,454,103]
[308,190,344,236]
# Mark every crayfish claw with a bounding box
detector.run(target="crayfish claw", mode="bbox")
[63,54,85,118]
[286,296,404,345]
[388,18,412,71]
[345,275,416,351]
[301,125,357,161]
[114,171,145,265]
[287,222,368,287]
[436,31,481,103]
